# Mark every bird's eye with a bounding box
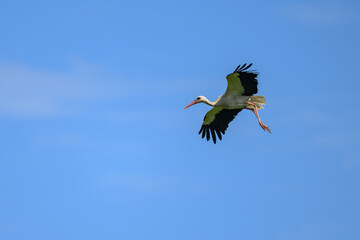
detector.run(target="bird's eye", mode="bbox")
[197,97,200,100]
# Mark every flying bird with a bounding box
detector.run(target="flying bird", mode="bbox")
[184,63,271,144]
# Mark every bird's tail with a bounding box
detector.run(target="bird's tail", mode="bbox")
[248,95,266,110]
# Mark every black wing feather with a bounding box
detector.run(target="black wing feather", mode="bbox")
[242,63,252,71]
[239,63,247,70]
[202,126,206,139]
[198,109,242,144]
[233,63,258,96]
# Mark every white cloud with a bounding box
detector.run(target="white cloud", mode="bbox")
[282,3,358,26]
[0,61,202,118]
[280,222,346,240]
[310,131,360,148]
[97,173,217,194]
[98,174,170,192]
[0,62,123,117]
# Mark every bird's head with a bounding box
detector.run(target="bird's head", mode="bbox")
[184,96,207,109]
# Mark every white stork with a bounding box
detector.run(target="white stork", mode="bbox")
[184,63,271,144]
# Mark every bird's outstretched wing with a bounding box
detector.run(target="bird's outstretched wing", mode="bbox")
[225,63,258,96]
[198,107,242,144]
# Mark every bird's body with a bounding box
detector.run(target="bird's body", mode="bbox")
[185,63,271,144]
[208,95,263,108]
[194,95,259,109]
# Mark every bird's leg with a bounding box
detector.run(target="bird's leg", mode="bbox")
[245,102,271,133]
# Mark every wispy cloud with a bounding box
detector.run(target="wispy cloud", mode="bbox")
[0,62,124,117]
[281,2,358,26]
[0,61,201,118]
[310,130,360,149]
[97,173,217,195]
[97,174,172,192]
[280,222,346,240]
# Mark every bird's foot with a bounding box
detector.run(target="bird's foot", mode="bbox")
[259,121,271,133]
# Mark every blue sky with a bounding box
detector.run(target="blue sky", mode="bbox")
[0,0,359,239]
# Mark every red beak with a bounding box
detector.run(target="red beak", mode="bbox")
[184,100,199,109]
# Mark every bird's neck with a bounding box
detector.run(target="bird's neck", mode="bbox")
[204,100,215,107]
[203,96,221,107]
